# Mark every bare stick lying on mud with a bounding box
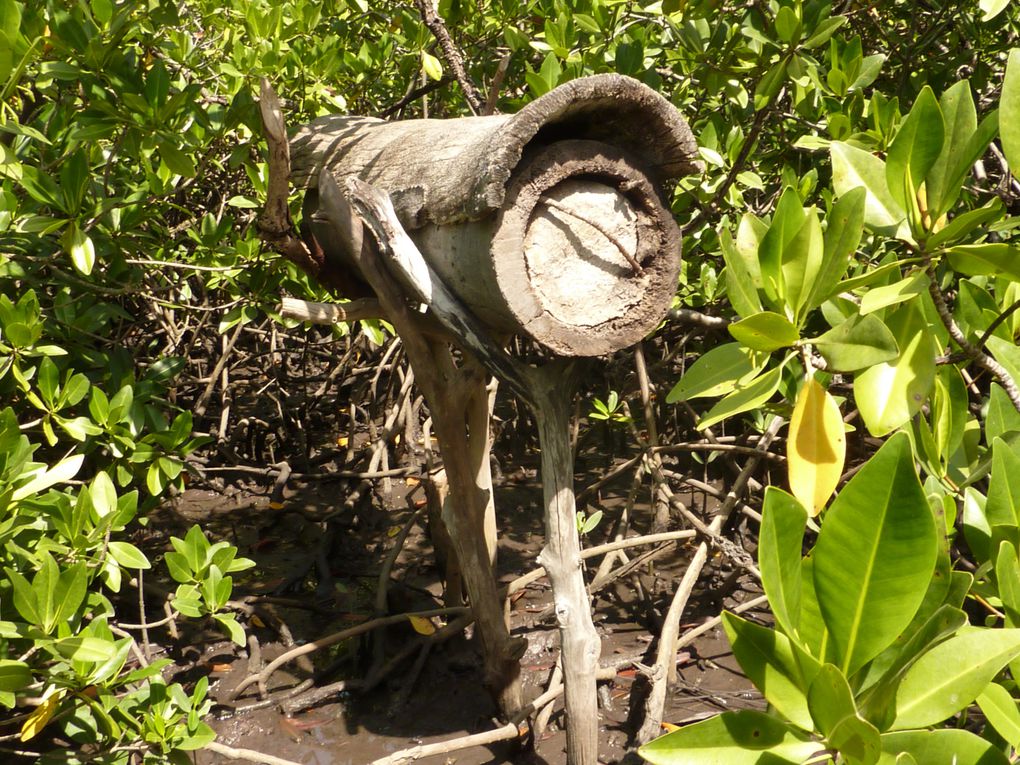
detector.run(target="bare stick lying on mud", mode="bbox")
[205,742,304,765]
[226,607,468,702]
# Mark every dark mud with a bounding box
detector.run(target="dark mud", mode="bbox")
[148,468,763,765]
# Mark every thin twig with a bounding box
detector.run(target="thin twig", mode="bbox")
[413,0,484,114]
[635,415,784,744]
[227,607,468,700]
[505,530,696,597]
[926,262,1020,413]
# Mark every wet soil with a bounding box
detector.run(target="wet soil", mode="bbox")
[147,466,764,765]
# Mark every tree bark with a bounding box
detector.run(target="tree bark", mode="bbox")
[313,176,525,717]
[528,363,601,765]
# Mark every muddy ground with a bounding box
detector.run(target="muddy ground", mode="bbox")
[145,459,764,765]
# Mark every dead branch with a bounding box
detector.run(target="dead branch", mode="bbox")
[504,529,697,597]
[413,0,484,115]
[635,415,784,744]
[278,296,384,325]
[926,261,1020,413]
[226,607,469,701]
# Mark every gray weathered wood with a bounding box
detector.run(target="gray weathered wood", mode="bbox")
[292,74,700,357]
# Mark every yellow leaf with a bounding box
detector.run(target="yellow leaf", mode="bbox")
[661,722,681,732]
[386,525,402,538]
[269,501,285,510]
[21,692,62,741]
[251,614,265,628]
[408,615,436,635]
[421,51,443,81]
[788,376,846,516]
[336,436,349,447]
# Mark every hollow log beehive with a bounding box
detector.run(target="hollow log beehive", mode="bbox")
[291,74,700,356]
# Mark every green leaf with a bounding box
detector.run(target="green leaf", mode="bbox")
[812,433,937,677]
[146,462,165,495]
[666,343,766,402]
[50,637,117,663]
[859,272,929,316]
[0,661,32,692]
[6,569,39,626]
[759,488,807,641]
[53,563,87,627]
[828,714,881,765]
[177,721,217,750]
[1001,49,1020,177]
[850,54,885,92]
[806,187,866,312]
[976,682,1020,748]
[754,58,789,111]
[987,437,1020,528]
[807,663,856,736]
[420,50,443,81]
[947,244,1020,282]
[774,6,800,43]
[980,0,1012,20]
[987,384,1020,443]
[830,142,908,240]
[885,86,943,212]
[758,187,805,305]
[892,628,1020,729]
[813,313,898,372]
[856,604,967,729]
[91,471,117,518]
[212,613,246,646]
[721,227,763,318]
[799,554,834,664]
[697,363,785,430]
[996,543,1020,639]
[931,366,967,462]
[637,710,818,765]
[783,209,825,320]
[34,552,61,633]
[89,636,132,686]
[164,552,192,584]
[108,541,151,570]
[62,223,95,276]
[987,335,1020,388]
[802,15,846,48]
[925,80,977,218]
[854,302,936,437]
[926,199,1005,249]
[12,454,84,501]
[728,311,800,351]
[878,730,1008,765]
[722,613,815,731]
[157,141,196,178]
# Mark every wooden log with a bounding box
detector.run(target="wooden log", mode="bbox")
[292,74,700,357]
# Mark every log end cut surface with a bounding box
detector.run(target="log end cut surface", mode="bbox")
[492,140,680,356]
[525,180,639,328]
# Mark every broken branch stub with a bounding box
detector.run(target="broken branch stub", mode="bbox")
[291,73,700,356]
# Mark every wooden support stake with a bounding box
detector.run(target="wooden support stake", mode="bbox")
[315,173,525,718]
[335,175,601,765]
[527,363,601,765]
